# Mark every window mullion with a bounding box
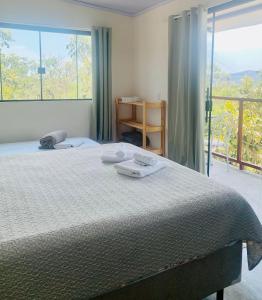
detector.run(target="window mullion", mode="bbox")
[76,35,79,100]
[0,48,3,100]
[39,31,43,100]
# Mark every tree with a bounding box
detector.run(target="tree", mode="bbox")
[209,68,262,171]
[66,35,92,99]
[0,30,92,100]
[0,29,12,49]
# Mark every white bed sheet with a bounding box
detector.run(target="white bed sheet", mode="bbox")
[0,137,99,156]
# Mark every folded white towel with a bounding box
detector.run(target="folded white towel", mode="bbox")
[115,160,166,178]
[101,150,134,163]
[39,130,67,149]
[54,142,84,150]
[54,141,84,150]
[134,153,158,166]
[115,149,126,158]
[54,144,73,150]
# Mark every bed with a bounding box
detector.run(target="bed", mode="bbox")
[0,137,99,156]
[0,143,261,300]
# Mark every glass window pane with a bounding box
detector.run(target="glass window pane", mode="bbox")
[0,28,40,100]
[77,35,92,99]
[242,101,262,167]
[211,20,262,172]
[41,32,77,100]
[213,24,262,99]
[211,99,239,160]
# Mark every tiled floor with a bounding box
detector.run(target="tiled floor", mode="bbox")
[210,160,262,222]
[206,159,262,300]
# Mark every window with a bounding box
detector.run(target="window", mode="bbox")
[0,23,92,101]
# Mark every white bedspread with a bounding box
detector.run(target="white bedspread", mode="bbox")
[0,143,261,299]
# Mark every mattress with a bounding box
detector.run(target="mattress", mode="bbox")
[0,143,261,299]
[0,137,99,156]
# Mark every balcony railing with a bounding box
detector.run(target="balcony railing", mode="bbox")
[210,96,262,172]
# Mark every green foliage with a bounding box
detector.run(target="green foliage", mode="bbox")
[210,68,262,171]
[1,53,39,99]
[1,30,260,170]
[0,29,12,49]
[0,29,92,100]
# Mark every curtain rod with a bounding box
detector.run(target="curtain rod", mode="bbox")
[172,0,256,20]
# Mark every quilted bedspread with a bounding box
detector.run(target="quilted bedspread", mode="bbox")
[0,144,261,299]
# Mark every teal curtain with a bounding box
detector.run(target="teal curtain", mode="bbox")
[168,7,207,173]
[91,27,112,142]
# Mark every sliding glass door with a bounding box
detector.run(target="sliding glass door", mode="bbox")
[205,0,262,176]
[205,12,216,176]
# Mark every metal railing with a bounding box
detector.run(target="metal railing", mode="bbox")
[211,96,262,172]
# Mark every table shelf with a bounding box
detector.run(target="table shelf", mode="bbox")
[115,98,166,156]
[119,119,162,133]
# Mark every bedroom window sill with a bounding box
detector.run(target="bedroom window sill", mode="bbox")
[0,99,92,103]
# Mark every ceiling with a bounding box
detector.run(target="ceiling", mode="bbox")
[68,0,262,19]
[214,0,262,31]
[68,0,173,16]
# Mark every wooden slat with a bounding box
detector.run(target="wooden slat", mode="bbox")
[146,102,163,109]
[161,100,166,156]
[212,96,262,103]
[119,120,162,133]
[118,101,163,108]
[142,102,147,149]
[211,152,262,171]
[115,98,120,141]
[146,147,163,155]
[119,101,143,106]
[115,97,166,156]
[237,101,244,170]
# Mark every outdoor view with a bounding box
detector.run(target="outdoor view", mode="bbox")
[0,27,92,100]
[208,23,262,172]
[0,23,261,172]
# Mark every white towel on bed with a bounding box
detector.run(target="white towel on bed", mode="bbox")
[134,153,158,166]
[40,130,67,149]
[101,150,134,163]
[115,159,166,178]
[54,141,84,150]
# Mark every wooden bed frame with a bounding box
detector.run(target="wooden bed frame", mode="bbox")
[94,241,242,300]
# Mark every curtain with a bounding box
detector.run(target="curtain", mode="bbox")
[168,7,207,173]
[91,27,112,142]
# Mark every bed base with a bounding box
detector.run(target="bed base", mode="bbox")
[94,241,242,300]
[217,289,224,300]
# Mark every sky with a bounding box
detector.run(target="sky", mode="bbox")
[2,23,262,74]
[214,24,262,73]
[3,29,73,60]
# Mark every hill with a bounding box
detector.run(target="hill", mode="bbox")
[229,70,260,83]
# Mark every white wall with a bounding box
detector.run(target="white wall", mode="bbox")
[132,0,228,101]
[131,0,228,148]
[0,101,92,142]
[0,0,134,142]
[0,0,249,145]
